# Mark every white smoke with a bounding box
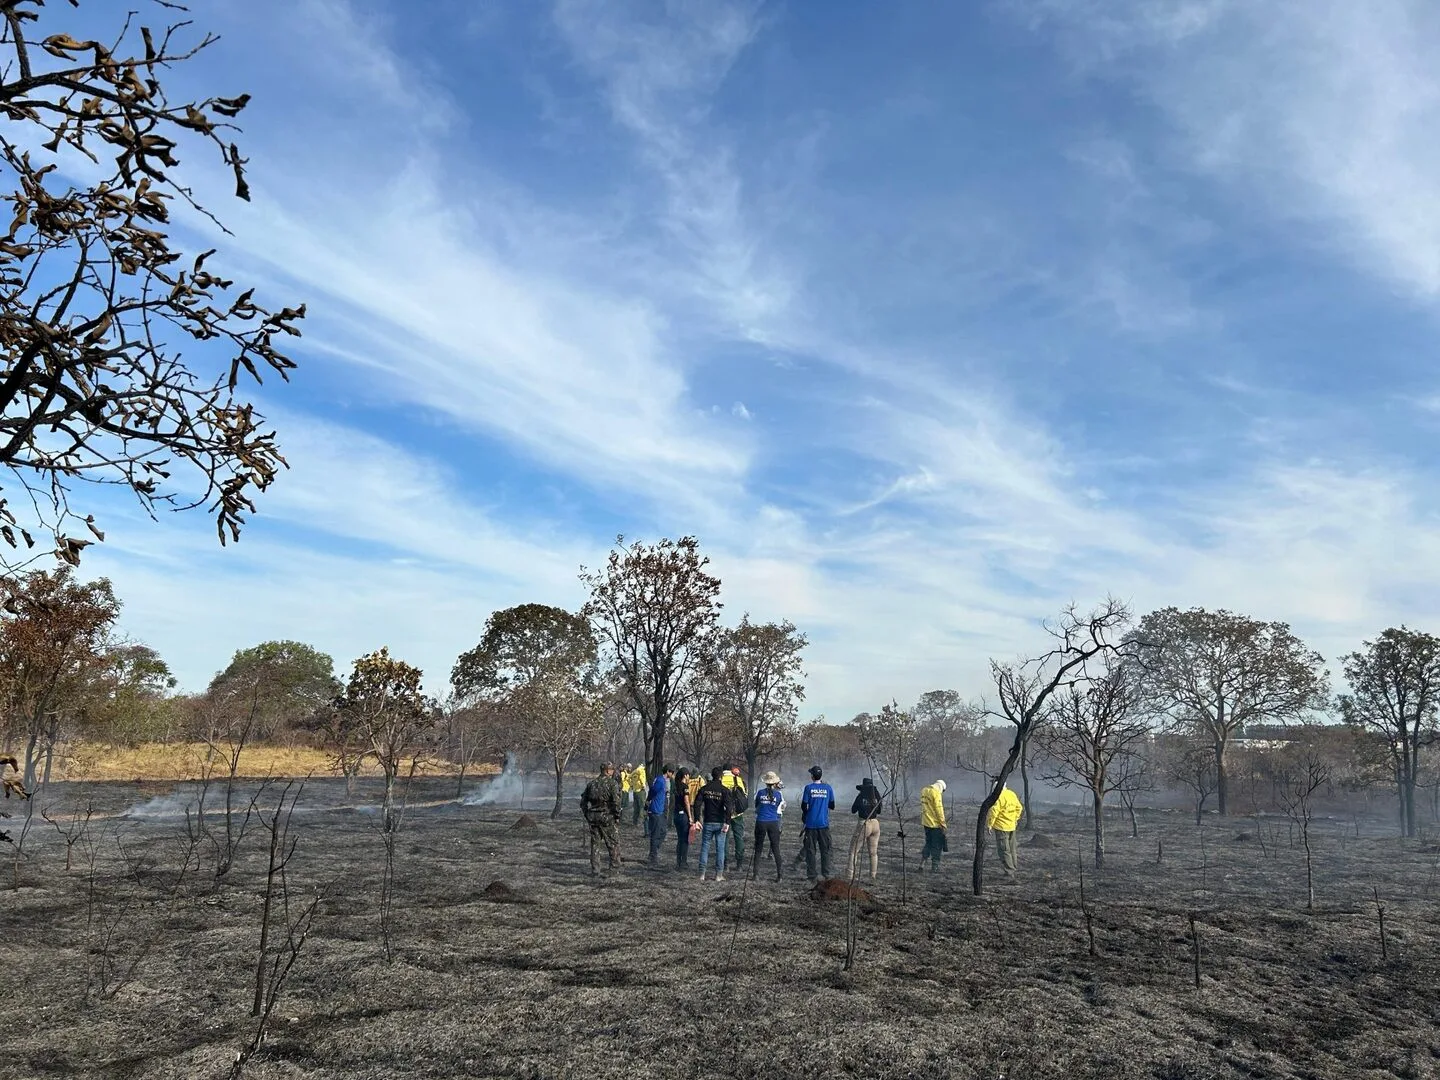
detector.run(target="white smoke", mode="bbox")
[463,752,526,807]
[121,783,207,818]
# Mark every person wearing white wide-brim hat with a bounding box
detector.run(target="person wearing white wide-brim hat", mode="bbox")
[749,771,786,881]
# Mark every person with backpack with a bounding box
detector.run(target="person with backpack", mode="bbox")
[749,771,785,881]
[694,766,736,882]
[580,762,623,877]
[919,779,948,872]
[847,777,884,881]
[646,764,675,867]
[721,764,749,866]
[799,765,836,881]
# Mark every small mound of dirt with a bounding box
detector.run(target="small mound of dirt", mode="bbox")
[481,880,521,903]
[810,878,875,904]
[1024,832,1055,849]
[1233,832,1252,842]
[509,815,541,831]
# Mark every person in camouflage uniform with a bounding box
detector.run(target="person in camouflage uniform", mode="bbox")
[581,762,623,876]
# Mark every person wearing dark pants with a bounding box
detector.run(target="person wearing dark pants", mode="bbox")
[749,771,785,881]
[646,765,674,866]
[919,779,947,871]
[800,765,836,881]
[580,763,623,877]
[673,768,693,869]
[722,764,748,867]
[629,763,647,828]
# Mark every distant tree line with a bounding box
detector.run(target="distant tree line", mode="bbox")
[1,539,1437,849]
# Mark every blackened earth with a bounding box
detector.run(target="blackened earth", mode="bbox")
[3,778,1438,1079]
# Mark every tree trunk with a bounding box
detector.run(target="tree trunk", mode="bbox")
[745,746,758,792]
[22,726,39,790]
[552,763,564,820]
[1092,791,1105,869]
[1402,775,1416,839]
[382,766,397,833]
[1019,741,1033,831]
[1215,740,1230,816]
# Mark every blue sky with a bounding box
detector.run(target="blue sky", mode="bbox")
[68,0,1440,714]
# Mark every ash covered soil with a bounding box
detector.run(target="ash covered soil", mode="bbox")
[3,779,1440,1080]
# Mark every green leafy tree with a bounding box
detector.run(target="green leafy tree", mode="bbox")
[452,604,600,817]
[335,648,436,833]
[708,616,806,787]
[209,640,339,743]
[0,566,119,786]
[1340,627,1440,838]
[86,641,175,746]
[1131,607,1329,817]
[0,0,303,571]
[581,536,722,777]
[913,689,983,769]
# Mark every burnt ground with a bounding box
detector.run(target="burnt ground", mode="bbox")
[3,778,1439,1080]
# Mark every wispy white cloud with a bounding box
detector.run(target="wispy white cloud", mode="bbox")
[551,0,792,335]
[1021,0,1440,299]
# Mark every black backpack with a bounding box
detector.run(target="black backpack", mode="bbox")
[729,783,750,813]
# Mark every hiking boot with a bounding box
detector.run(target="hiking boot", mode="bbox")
[715,873,725,882]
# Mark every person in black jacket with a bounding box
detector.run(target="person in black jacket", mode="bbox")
[847,777,883,881]
[673,767,693,869]
[694,766,735,882]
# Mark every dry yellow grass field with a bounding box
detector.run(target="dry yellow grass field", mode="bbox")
[53,742,481,781]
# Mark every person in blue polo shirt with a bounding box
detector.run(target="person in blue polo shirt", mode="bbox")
[749,771,785,881]
[646,764,674,867]
[799,765,835,881]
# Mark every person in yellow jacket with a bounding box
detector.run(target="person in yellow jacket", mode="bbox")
[685,768,705,847]
[918,779,947,871]
[986,778,1024,876]
[619,764,633,818]
[629,763,648,828]
[721,765,748,864]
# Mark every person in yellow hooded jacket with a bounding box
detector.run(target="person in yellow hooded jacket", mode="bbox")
[629,763,648,828]
[918,779,947,871]
[986,778,1024,876]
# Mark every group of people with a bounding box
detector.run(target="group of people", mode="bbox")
[579,761,1026,883]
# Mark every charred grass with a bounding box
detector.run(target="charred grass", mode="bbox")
[2,781,1438,1079]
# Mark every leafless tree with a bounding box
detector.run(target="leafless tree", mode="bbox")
[1039,655,1151,867]
[1275,734,1331,910]
[975,598,1134,896]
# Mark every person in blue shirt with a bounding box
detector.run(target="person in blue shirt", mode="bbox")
[645,764,674,867]
[799,765,836,881]
[748,771,785,881]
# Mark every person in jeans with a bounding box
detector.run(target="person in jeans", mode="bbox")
[694,766,735,882]
[799,765,835,881]
[848,777,883,880]
[750,771,785,881]
[646,764,674,866]
[673,768,694,869]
